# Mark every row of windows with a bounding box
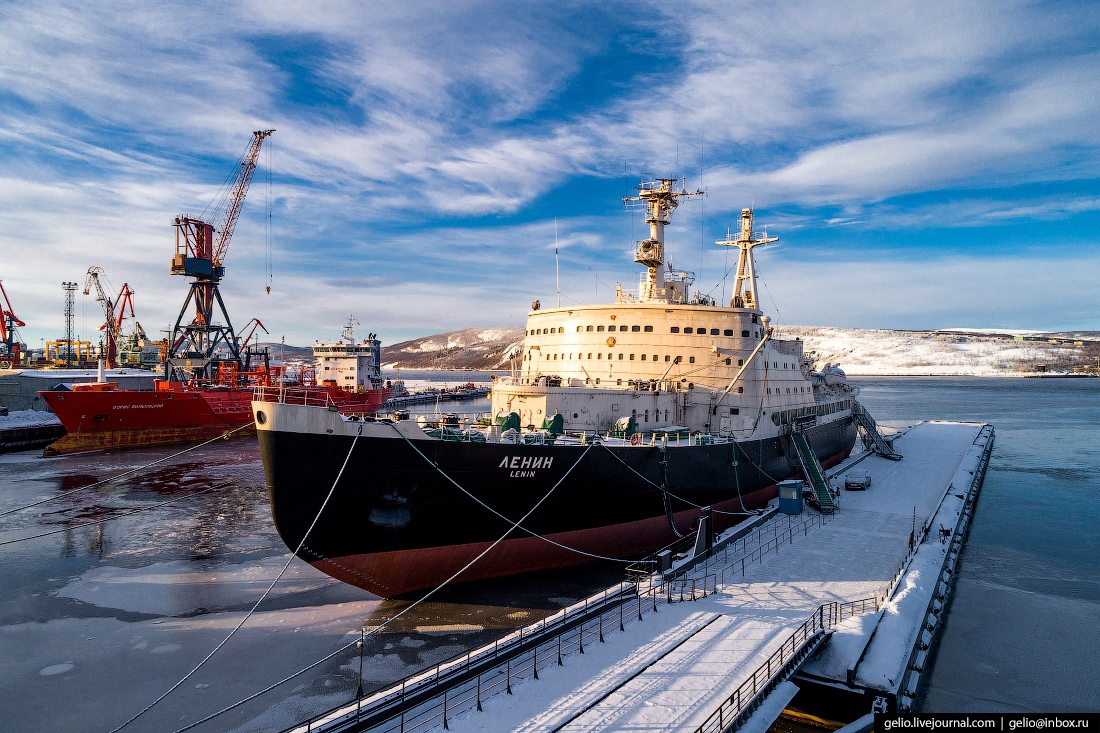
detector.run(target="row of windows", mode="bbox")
[527,353,697,363]
[766,386,809,394]
[770,400,851,425]
[529,324,756,337]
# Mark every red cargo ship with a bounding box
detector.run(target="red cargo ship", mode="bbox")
[40,330,391,455]
[38,380,390,455]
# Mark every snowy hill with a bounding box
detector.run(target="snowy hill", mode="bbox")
[376,325,1098,374]
[779,326,1098,376]
[381,328,525,369]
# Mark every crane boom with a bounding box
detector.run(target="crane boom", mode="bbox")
[84,266,121,367]
[213,129,274,266]
[0,280,26,366]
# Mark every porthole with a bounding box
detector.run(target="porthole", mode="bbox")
[256,411,267,425]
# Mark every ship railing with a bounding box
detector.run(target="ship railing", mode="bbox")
[253,384,339,409]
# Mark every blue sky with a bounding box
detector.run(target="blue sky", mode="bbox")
[2,0,1099,348]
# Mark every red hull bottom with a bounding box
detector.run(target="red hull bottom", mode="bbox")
[42,423,255,455]
[309,447,852,598]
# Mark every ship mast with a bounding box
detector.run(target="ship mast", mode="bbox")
[623,178,705,303]
[715,208,777,309]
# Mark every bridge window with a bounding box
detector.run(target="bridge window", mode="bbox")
[640,354,645,360]
[577,326,583,332]
[730,408,739,415]
[664,355,670,362]
[696,326,706,334]
[597,325,605,332]
[670,327,680,333]
[710,328,719,335]
[558,327,565,333]
[586,325,593,331]
[631,325,640,332]
[618,353,624,360]
[630,354,635,360]
[741,330,749,337]
[644,325,653,332]
[652,355,657,361]
[724,329,733,336]
[683,327,693,334]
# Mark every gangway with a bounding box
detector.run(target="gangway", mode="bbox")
[791,432,835,514]
[853,402,902,460]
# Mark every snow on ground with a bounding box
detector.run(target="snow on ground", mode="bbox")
[0,409,61,429]
[777,326,1082,375]
[445,422,983,732]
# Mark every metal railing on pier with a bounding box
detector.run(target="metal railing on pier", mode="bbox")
[692,596,881,733]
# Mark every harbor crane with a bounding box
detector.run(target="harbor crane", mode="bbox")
[167,129,274,382]
[83,267,139,368]
[0,280,26,368]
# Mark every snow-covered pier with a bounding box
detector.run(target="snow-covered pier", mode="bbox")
[290,420,993,733]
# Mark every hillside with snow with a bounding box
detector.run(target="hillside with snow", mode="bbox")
[378,325,1098,375]
[780,326,1097,376]
[381,328,525,369]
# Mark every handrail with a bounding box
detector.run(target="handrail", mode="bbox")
[693,596,880,733]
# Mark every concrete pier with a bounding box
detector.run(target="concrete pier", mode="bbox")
[290,420,993,733]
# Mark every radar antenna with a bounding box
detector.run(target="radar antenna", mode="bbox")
[622,177,705,302]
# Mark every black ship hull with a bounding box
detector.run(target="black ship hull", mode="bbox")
[258,415,856,598]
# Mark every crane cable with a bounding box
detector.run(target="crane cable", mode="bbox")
[0,423,255,520]
[164,438,596,733]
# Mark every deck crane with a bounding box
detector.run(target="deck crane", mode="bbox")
[239,317,268,350]
[0,280,26,368]
[167,129,274,382]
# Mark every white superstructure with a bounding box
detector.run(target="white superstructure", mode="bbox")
[313,318,384,393]
[491,181,855,439]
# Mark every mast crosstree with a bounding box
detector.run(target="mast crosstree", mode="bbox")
[715,208,777,310]
[622,177,705,303]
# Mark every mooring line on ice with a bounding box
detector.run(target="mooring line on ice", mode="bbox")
[386,423,635,563]
[0,422,255,519]
[161,440,596,733]
[0,480,235,547]
[108,423,363,732]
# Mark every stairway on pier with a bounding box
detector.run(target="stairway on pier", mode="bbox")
[792,432,835,513]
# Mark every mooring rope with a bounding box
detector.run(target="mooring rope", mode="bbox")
[109,423,364,733]
[387,423,634,564]
[0,422,255,519]
[0,480,235,547]
[163,438,596,733]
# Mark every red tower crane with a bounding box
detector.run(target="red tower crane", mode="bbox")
[0,280,26,368]
[167,129,274,383]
